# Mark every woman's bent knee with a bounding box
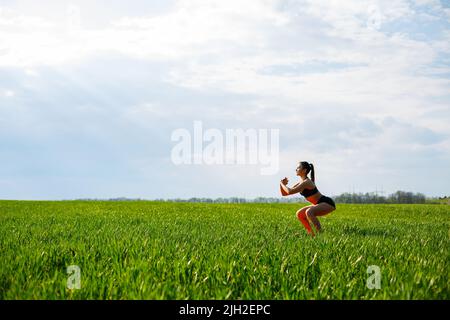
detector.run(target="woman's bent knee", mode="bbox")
[306,208,315,218]
[296,209,306,220]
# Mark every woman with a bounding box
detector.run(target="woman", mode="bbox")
[280,161,336,236]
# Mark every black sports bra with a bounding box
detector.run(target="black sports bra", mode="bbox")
[300,186,319,197]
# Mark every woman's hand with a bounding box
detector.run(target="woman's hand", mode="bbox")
[280,178,289,196]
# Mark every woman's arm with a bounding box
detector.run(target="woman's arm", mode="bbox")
[280,180,305,196]
[280,183,289,196]
[291,182,301,188]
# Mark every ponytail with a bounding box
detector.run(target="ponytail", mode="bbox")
[310,163,315,182]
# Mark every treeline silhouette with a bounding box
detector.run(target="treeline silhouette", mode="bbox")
[334,190,428,204]
[87,190,448,204]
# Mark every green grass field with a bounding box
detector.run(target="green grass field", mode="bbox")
[0,200,449,299]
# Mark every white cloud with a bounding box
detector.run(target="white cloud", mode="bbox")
[0,7,54,28]
[0,0,289,67]
[2,89,15,97]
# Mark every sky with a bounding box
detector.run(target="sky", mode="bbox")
[0,0,449,200]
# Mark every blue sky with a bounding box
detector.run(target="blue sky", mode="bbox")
[1,0,449,200]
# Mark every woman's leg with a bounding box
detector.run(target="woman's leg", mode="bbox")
[305,203,335,233]
[296,205,315,235]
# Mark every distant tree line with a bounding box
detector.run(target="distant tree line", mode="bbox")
[76,191,449,204]
[157,191,442,204]
[154,197,305,204]
[334,191,427,204]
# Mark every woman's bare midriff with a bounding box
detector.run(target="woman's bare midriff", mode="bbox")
[306,192,322,205]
